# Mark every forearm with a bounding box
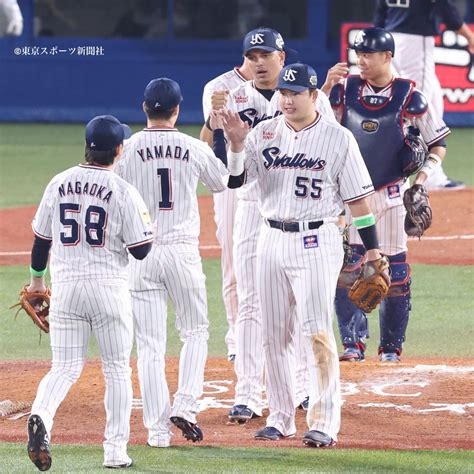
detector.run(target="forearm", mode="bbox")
[414,145,446,185]
[199,123,213,145]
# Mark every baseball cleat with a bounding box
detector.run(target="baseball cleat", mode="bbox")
[426,178,465,191]
[298,397,309,411]
[227,354,236,362]
[170,416,203,442]
[27,415,52,471]
[255,426,295,441]
[228,404,259,423]
[103,459,133,469]
[379,351,401,362]
[302,430,336,448]
[339,346,365,362]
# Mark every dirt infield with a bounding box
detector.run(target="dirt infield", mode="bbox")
[0,189,473,265]
[0,357,473,450]
[0,189,472,450]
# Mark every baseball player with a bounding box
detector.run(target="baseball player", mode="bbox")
[205,27,337,423]
[0,0,23,36]
[374,0,473,190]
[201,57,253,361]
[26,115,153,471]
[221,62,385,446]
[115,78,228,447]
[323,27,451,362]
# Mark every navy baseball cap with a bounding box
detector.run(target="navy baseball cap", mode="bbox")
[144,77,183,111]
[243,27,285,55]
[85,115,131,151]
[277,63,318,92]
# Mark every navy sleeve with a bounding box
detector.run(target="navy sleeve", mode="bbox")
[129,242,152,260]
[373,0,387,27]
[212,129,227,167]
[31,235,52,272]
[434,0,464,31]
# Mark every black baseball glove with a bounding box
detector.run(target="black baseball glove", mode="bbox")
[403,184,432,238]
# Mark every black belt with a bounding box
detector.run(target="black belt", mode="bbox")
[267,219,324,233]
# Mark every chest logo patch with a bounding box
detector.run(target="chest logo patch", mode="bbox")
[304,235,319,249]
[361,120,379,132]
[263,131,275,140]
[387,184,401,199]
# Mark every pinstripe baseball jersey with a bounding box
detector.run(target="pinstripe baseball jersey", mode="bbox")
[243,114,374,221]
[32,164,153,283]
[228,80,337,201]
[202,67,247,119]
[115,128,228,245]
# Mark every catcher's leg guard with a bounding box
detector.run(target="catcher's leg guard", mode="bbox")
[378,253,411,354]
[335,288,369,349]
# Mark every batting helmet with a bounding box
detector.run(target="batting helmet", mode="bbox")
[352,27,395,57]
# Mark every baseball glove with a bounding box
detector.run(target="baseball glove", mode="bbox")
[341,226,353,270]
[403,184,432,238]
[10,286,51,333]
[348,256,391,313]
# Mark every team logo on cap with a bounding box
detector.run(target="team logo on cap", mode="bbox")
[283,69,297,82]
[250,33,265,45]
[354,30,365,47]
[275,33,284,49]
[309,75,317,86]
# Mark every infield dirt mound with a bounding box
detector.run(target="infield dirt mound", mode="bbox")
[0,357,472,450]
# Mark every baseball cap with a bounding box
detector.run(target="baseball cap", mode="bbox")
[276,63,318,92]
[144,77,183,111]
[243,27,285,55]
[85,115,131,151]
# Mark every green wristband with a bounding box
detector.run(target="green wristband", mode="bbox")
[353,213,376,229]
[30,266,47,277]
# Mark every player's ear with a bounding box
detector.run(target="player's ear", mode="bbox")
[142,101,147,114]
[279,51,286,66]
[311,89,318,103]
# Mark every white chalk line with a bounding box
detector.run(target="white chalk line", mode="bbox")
[1,235,473,257]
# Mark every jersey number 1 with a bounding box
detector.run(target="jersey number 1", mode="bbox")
[157,168,173,210]
[60,203,107,247]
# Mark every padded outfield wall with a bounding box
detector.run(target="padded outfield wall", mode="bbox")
[0,0,472,125]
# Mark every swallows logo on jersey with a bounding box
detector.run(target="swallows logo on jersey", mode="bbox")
[238,108,282,128]
[262,146,326,171]
[361,119,379,132]
[250,33,265,45]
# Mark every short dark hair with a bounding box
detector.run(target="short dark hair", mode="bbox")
[85,144,118,166]
[144,104,175,121]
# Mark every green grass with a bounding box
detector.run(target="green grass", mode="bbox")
[1,263,472,360]
[0,124,472,207]
[1,443,472,473]
[0,123,208,208]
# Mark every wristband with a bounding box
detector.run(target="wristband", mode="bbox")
[205,116,213,131]
[353,213,376,229]
[30,266,47,277]
[357,224,379,251]
[228,150,245,175]
[419,153,442,179]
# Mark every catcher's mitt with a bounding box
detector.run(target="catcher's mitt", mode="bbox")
[341,226,353,270]
[399,126,428,178]
[10,286,51,333]
[403,184,432,238]
[348,256,390,313]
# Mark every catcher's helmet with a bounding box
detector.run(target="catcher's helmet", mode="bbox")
[352,27,395,57]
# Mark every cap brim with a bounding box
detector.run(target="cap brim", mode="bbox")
[244,45,281,54]
[122,124,132,140]
[276,84,309,92]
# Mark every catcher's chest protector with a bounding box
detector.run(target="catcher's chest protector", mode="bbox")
[342,76,413,190]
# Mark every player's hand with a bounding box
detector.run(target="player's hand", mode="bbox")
[209,110,224,130]
[211,90,229,111]
[221,110,250,148]
[321,62,349,95]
